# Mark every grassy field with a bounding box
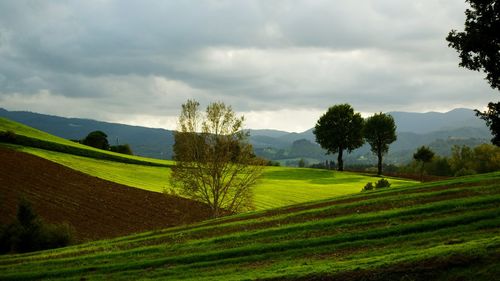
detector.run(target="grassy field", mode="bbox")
[1,117,415,209]
[8,145,414,210]
[1,172,498,280]
[0,117,173,166]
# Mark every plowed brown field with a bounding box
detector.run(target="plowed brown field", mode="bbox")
[0,147,212,242]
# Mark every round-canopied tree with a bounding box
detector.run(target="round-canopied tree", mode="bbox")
[82,131,109,150]
[364,112,397,175]
[313,104,364,171]
[413,146,435,182]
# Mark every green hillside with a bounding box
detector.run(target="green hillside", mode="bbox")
[0,117,173,166]
[1,173,498,280]
[10,145,414,210]
[0,117,415,209]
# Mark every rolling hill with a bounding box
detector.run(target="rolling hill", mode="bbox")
[0,117,415,210]
[0,108,174,159]
[0,146,211,242]
[1,172,498,280]
[0,108,492,165]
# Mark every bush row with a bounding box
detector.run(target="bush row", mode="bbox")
[362,178,391,192]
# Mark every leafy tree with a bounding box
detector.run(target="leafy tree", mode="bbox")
[170,100,263,218]
[363,112,397,175]
[413,146,435,182]
[449,145,476,175]
[449,144,500,175]
[298,158,306,168]
[1,198,72,254]
[314,104,364,171]
[82,131,110,150]
[473,143,500,173]
[446,0,500,146]
[476,102,500,146]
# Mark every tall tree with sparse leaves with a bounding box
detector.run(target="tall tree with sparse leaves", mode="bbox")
[364,112,397,176]
[314,104,364,171]
[446,0,500,146]
[170,100,263,218]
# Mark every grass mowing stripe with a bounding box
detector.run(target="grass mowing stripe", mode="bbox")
[5,217,498,281]
[3,186,495,266]
[2,208,498,279]
[1,184,496,268]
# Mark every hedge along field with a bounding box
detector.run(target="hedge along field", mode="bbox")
[0,173,498,280]
[5,145,414,210]
[0,117,173,167]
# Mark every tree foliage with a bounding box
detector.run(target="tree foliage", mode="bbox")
[313,104,364,171]
[450,143,500,175]
[446,0,500,90]
[82,131,110,150]
[447,0,500,146]
[413,146,435,182]
[1,198,72,254]
[170,100,263,218]
[363,112,397,175]
[476,102,500,146]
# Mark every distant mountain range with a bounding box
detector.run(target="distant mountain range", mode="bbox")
[0,108,492,165]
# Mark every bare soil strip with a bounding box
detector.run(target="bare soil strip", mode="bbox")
[0,147,211,242]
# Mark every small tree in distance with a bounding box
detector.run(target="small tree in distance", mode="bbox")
[413,146,435,182]
[363,112,397,176]
[314,104,364,171]
[82,131,110,150]
[170,100,264,218]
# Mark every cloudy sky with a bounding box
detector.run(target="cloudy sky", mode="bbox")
[0,1,497,132]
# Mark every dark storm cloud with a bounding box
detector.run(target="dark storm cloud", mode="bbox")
[0,0,497,131]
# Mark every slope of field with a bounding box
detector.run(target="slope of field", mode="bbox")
[1,172,498,280]
[8,145,415,210]
[0,147,212,242]
[0,117,173,166]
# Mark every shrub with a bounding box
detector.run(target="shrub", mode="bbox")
[266,160,280,166]
[362,182,374,191]
[0,198,73,254]
[0,130,17,142]
[110,144,133,155]
[39,223,73,249]
[454,168,476,177]
[375,178,391,188]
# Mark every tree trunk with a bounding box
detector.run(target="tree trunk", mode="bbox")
[420,163,425,182]
[212,205,220,218]
[337,149,344,171]
[377,150,383,176]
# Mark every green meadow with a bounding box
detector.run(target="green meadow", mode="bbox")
[9,145,414,210]
[1,172,499,280]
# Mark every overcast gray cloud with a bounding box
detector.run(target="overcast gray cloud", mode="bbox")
[0,0,497,132]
